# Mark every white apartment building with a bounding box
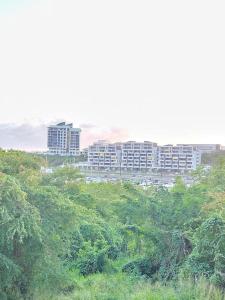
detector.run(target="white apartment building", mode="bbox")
[88,140,122,170]
[47,122,81,156]
[88,141,201,172]
[121,141,158,170]
[88,141,158,171]
[157,145,201,171]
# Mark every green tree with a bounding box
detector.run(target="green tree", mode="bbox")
[0,174,42,298]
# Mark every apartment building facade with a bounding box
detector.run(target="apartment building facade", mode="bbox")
[88,141,201,172]
[88,141,158,171]
[47,122,81,156]
[121,141,158,170]
[88,141,121,170]
[157,145,201,171]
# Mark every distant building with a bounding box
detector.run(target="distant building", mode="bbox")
[88,141,201,172]
[177,144,221,154]
[157,144,201,171]
[88,140,158,171]
[80,148,88,157]
[47,122,81,156]
[121,141,158,171]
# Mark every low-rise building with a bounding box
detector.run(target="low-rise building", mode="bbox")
[157,144,201,171]
[121,141,158,171]
[88,141,201,172]
[88,140,158,171]
[88,140,122,170]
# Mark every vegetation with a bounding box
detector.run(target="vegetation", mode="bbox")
[1,149,225,299]
[201,150,225,166]
[37,154,87,168]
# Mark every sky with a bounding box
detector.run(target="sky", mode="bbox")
[0,0,225,150]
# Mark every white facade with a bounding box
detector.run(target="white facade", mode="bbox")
[121,141,158,170]
[88,141,201,171]
[47,122,81,156]
[157,145,201,171]
[88,141,158,171]
[88,141,121,170]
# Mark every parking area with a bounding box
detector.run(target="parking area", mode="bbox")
[81,169,194,187]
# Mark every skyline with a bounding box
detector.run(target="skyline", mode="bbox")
[0,121,223,152]
[0,0,225,149]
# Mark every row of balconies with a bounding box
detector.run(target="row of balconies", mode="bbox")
[122,159,153,163]
[123,154,152,157]
[160,164,192,167]
[89,162,194,170]
[123,150,153,154]
[122,164,152,167]
[89,150,196,157]
[90,157,193,164]
[160,159,193,163]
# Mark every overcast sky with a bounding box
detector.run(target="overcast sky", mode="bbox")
[0,0,225,150]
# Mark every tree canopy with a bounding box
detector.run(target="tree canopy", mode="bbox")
[0,150,225,299]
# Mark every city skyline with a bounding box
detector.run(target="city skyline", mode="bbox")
[0,120,223,152]
[0,0,225,149]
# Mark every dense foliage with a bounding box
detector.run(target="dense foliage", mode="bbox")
[202,150,225,166]
[37,154,87,167]
[1,149,225,299]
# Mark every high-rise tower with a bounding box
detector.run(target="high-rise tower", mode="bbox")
[47,122,81,156]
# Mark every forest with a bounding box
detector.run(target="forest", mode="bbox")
[1,150,225,299]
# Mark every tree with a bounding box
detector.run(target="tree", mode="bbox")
[185,216,225,287]
[0,174,42,298]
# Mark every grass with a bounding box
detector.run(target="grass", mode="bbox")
[34,273,225,300]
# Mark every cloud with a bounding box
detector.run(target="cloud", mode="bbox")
[0,122,129,151]
[80,123,97,129]
[0,122,223,152]
[0,123,47,151]
[81,127,129,148]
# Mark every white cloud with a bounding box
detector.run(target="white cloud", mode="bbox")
[0,123,47,150]
[0,122,129,150]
